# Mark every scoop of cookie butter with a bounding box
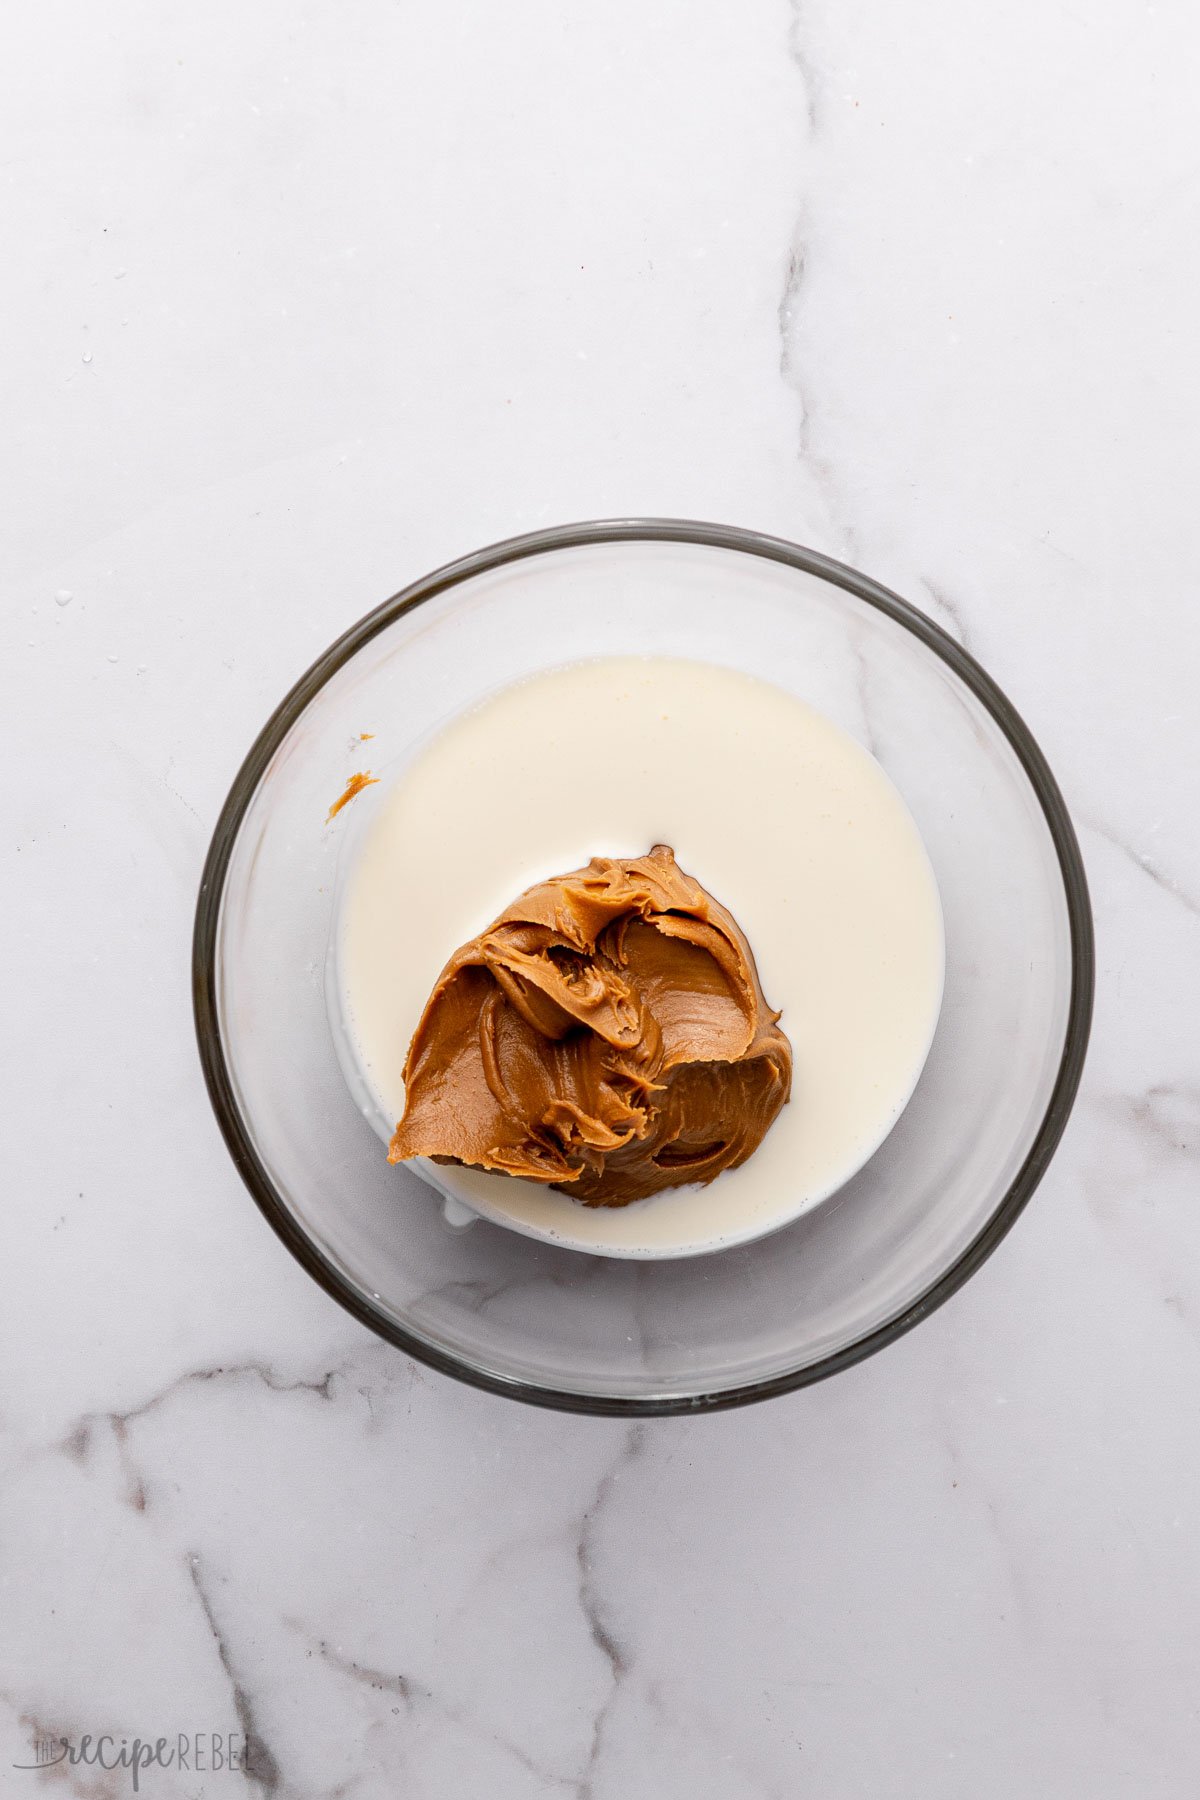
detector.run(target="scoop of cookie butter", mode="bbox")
[387,845,792,1207]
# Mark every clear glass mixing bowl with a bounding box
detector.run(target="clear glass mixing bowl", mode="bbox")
[193,522,1093,1414]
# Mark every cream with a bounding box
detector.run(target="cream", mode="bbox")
[332,656,945,1257]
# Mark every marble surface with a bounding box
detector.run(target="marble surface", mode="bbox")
[3,1,1198,1793]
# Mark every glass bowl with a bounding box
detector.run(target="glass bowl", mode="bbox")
[193,521,1093,1415]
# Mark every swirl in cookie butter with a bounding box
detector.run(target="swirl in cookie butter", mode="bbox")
[387,845,792,1206]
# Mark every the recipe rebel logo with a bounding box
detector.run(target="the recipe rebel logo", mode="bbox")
[13,1730,253,1789]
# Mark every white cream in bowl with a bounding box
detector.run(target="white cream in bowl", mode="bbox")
[330,656,944,1258]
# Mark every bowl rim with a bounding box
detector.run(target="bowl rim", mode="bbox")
[193,518,1095,1417]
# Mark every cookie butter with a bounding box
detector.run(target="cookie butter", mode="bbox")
[387,846,792,1205]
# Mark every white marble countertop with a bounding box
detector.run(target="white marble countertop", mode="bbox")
[4,2,1198,1794]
